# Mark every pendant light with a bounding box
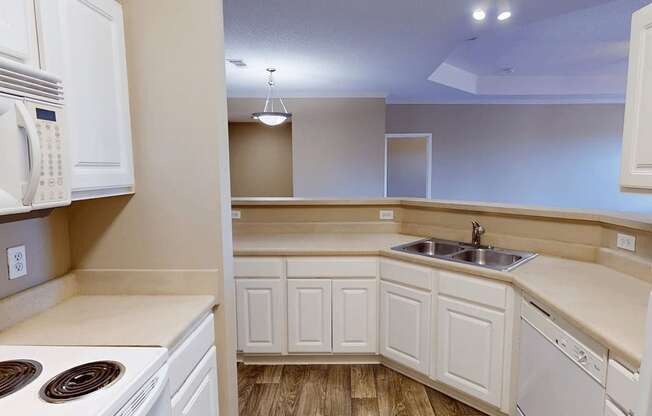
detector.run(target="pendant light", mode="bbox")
[252,68,292,127]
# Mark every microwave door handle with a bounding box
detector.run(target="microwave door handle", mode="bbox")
[15,102,41,205]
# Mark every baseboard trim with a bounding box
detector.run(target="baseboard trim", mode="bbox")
[237,352,381,365]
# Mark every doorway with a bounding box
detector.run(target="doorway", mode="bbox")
[384,134,432,198]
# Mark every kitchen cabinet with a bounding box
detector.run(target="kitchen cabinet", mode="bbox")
[606,359,640,416]
[169,314,218,416]
[332,280,377,353]
[171,347,219,416]
[436,296,505,407]
[620,2,652,189]
[0,0,39,68]
[287,279,332,353]
[37,0,134,200]
[380,281,430,374]
[236,279,283,353]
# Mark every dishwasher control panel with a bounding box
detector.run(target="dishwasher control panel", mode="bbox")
[521,298,608,385]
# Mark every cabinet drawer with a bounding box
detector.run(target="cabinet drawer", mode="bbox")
[380,258,432,291]
[286,257,377,278]
[439,271,507,310]
[235,257,283,278]
[168,314,215,396]
[607,359,639,413]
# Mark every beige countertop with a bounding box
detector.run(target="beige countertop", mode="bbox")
[0,295,215,349]
[234,232,651,367]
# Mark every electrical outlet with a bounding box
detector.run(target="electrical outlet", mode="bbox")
[379,210,394,220]
[7,245,27,280]
[231,210,242,220]
[617,233,636,252]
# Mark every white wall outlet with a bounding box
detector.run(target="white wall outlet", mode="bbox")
[7,245,27,280]
[231,210,242,220]
[617,233,636,252]
[379,209,394,220]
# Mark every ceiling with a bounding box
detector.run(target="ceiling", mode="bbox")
[224,0,644,103]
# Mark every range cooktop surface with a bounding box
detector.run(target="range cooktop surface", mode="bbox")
[0,345,166,416]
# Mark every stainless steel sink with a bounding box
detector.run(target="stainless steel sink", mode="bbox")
[403,240,465,257]
[392,238,536,271]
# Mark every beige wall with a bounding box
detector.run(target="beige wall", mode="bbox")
[228,122,293,197]
[0,209,70,299]
[69,1,237,415]
[228,98,387,197]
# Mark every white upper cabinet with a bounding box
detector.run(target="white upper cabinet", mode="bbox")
[0,0,39,68]
[287,279,332,353]
[436,296,505,407]
[36,0,134,200]
[621,3,652,189]
[332,280,377,353]
[380,281,430,374]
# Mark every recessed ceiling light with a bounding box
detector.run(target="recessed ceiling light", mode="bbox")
[472,9,486,21]
[497,11,512,21]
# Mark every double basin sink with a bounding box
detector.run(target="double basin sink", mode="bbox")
[392,238,537,272]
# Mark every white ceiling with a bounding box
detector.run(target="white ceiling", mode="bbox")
[224,0,643,103]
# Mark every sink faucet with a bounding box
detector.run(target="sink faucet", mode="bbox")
[471,221,485,247]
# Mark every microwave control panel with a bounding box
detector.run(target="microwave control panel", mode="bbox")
[30,103,69,206]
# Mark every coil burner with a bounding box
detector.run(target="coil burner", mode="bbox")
[0,360,43,399]
[40,361,124,403]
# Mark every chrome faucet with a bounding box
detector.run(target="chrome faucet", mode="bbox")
[471,221,485,247]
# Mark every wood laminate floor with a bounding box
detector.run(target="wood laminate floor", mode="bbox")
[238,364,488,416]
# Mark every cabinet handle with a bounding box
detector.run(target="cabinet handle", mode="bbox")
[15,101,41,205]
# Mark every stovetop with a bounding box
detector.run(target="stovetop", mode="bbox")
[0,346,166,416]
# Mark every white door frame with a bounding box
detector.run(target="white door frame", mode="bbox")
[384,133,432,198]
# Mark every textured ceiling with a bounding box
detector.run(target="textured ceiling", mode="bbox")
[224,0,636,103]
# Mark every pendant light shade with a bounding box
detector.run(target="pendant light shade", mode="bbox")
[252,68,292,127]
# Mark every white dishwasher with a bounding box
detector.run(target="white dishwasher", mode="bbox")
[517,299,608,416]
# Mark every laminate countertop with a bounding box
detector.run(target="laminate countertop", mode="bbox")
[0,295,215,350]
[234,232,651,367]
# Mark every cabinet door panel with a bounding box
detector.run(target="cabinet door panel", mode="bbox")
[621,3,652,188]
[38,0,134,197]
[332,280,377,353]
[380,281,430,374]
[0,0,39,67]
[287,279,331,352]
[437,296,505,407]
[236,279,283,353]
[181,370,218,416]
[172,347,219,416]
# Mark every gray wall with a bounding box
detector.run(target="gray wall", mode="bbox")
[228,98,387,198]
[0,209,70,299]
[387,104,651,212]
[387,137,428,198]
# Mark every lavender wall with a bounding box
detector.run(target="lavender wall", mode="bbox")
[386,104,652,212]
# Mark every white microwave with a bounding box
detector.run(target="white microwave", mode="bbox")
[0,57,70,216]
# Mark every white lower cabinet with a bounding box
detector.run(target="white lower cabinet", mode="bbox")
[332,280,377,353]
[380,281,430,374]
[287,279,332,353]
[236,279,283,353]
[168,313,218,416]
[436,296,506,407]
[234,256,517,412]
[171,346,219,416]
